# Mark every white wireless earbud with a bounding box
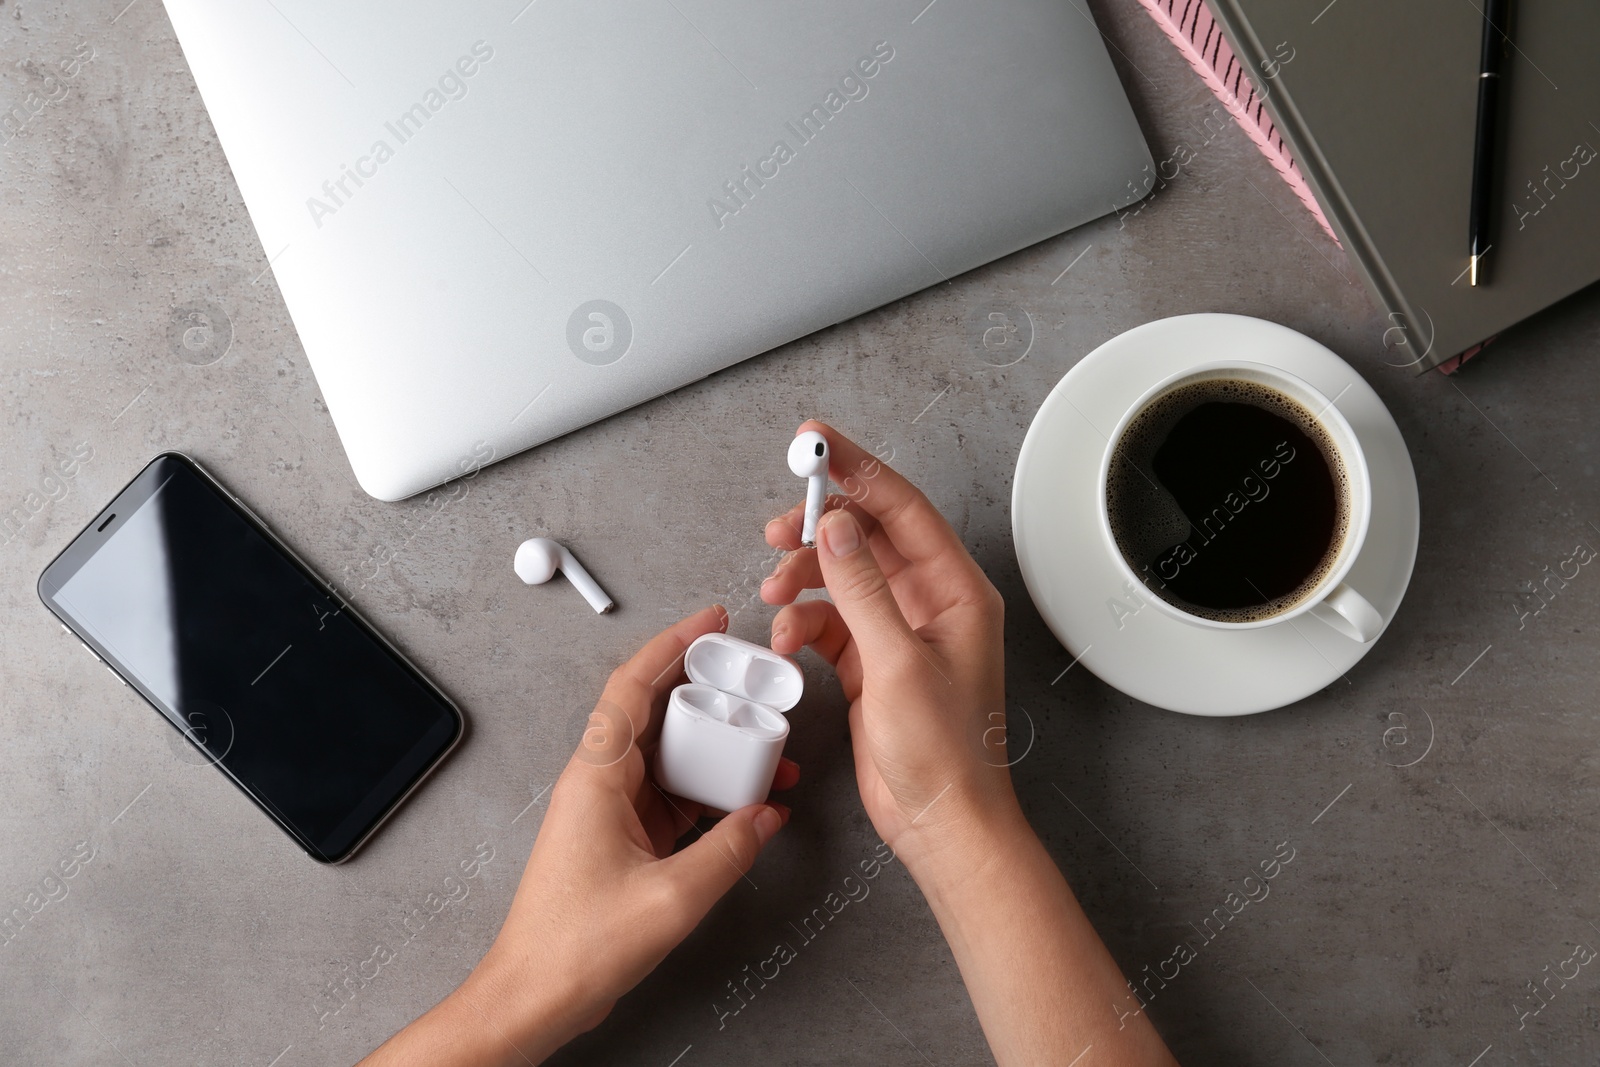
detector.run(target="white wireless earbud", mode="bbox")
[514,538,614,614]
[787,430,830,547]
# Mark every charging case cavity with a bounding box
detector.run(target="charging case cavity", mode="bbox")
[654,633,802,812]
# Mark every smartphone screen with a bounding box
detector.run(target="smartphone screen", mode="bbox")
[37,453,462,863]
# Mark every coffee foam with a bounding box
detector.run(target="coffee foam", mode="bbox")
[1106,376,1350,623]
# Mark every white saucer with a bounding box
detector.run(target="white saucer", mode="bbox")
[1011,314,1420,716]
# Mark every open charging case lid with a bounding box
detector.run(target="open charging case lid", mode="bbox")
[681,633,802,715]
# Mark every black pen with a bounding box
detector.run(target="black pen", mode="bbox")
[1469,0,1510,287]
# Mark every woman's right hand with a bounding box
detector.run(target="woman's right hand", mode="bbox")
[763,422,1180,1067]
[762,421,1022,865]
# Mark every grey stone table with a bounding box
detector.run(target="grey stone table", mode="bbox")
[4,2,1598,1065]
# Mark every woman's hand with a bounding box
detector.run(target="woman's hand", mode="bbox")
[762,421,1022,866]
[360,605,796,1067]
[763,423,1179,1067]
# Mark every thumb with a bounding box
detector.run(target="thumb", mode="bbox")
[815,509,924,668]
[660,804,783,915]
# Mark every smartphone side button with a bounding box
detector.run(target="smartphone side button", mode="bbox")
[79,641,102,663]
[105,664,127,687]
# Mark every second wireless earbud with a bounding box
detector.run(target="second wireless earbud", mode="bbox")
[787,430,830,547]
[514,538,614,614]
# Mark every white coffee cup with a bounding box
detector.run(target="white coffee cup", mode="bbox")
[1097,360,1383,642]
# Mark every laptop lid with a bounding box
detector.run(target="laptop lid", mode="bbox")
[161,0,1151,499]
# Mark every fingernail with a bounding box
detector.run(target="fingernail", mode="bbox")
[820,511,860,557]
[770,802,792,825]
[754,806,782,843]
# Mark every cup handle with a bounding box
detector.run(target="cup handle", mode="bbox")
[1308,583,1384,643]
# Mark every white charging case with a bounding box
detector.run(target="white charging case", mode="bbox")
[654,633,802,812]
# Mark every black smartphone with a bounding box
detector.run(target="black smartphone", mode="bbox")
[37,453,463,863]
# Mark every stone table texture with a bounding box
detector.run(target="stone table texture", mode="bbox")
[4,1,1599,1065]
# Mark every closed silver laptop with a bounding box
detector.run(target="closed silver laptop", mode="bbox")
[162,0,1151,498]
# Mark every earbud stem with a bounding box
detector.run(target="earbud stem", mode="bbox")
[801,474,826,547]
[560,551,615,614]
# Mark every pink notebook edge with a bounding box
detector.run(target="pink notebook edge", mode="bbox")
[1133,0,1339,244]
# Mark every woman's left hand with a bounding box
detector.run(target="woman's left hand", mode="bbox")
[360,604,795,1066]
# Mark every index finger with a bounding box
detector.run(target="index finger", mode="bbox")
[800,420,966,565]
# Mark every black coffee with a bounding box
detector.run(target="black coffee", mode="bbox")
[1106,377,1348,622]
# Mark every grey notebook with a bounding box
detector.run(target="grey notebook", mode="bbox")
[1209,0,1600,369]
